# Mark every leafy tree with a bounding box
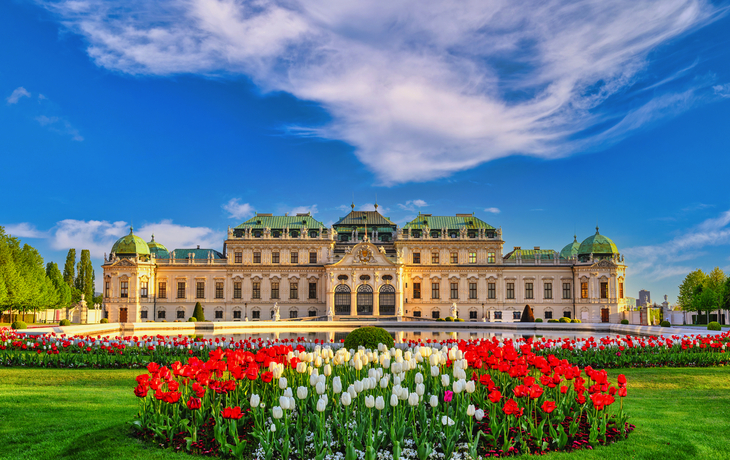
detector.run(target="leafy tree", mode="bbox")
[17,244,55,319]
[678,269,706,311]
[0,230,29,321]
[62,249,76,287]
[93,294,104,307]
[706,267,727,323]
[46,262,72,309]
[75,249,95,303]
[692,284,719,325]
[193,302,205,322]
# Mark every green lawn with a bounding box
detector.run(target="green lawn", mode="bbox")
[0,367,729,460]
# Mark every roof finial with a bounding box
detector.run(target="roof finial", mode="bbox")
[129,225,134,234]
[596,226,600,234]
[351,202,355,210]
[151,233,155,242]
[374,193,378,210]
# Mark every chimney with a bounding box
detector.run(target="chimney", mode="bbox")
[514,246,521,251]
[534,246,540,251]
[197,245,200,249]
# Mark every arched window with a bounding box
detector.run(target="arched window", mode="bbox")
[357,284,373,315]
[335,284,351,315]
[379,284,396,316]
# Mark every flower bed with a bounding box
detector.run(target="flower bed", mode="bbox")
[132,339,633,459]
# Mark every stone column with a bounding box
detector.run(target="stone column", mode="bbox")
[350,290,357,316]
[373,288,380,316]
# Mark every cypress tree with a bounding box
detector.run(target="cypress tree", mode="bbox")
[75,249,95,303]
[63,249,76,288]
[47,262,72,309]
[193,302,205,321]
[520,304,535,322]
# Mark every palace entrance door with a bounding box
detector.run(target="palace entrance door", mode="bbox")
[334,285,351,315]
[601,308,609,323]
[119,308,128,323]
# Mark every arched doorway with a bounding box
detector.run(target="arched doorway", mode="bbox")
[379,284,396,316]
[335,284,351,315]
[357,284,373,315]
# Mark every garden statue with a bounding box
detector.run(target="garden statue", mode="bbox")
[451,302,458,319]
[273,302,280,321]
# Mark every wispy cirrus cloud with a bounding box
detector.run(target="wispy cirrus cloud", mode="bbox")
[6,87,30,105]
[42,0,727,183]
[484,207,501,214]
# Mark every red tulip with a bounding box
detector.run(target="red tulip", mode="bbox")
[134,384,148,398]
[221,406,243,420]
[261,371,274,383]
[541,400,556,414]
[187,397,202,410]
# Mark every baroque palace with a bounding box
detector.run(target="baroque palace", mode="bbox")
[102,205,628,323]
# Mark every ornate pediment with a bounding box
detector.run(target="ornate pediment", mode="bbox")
[110,258,136,267]
[330,242,395,267]
[592,259,617,269]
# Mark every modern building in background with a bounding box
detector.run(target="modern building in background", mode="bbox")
[101,205,629,323]
[637,289,651,308]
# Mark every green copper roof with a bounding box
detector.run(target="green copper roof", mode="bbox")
[403,214,495,231]
[559,236,580,259]
[235,214,325,230]
[504,249,557,260]
[111,227,151,255]
[147,234,170,259]
[334,210,396,227]
[577,228,619,255]
[170,249,225,260]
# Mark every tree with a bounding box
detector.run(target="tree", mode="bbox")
[17,244,55,320]
[46,262,72,309]
[63,249,76,287]
[678,269,707,311]
[75,249,95,303]
[520,304,535,322]
[692,284,719,325]
[706,267,727,323]
[0,230,29,321]
[193,302,205,321]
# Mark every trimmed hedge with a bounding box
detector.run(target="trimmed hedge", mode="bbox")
[344,327,394,350]
[660,320,671,327]
[59,319,71,326]
[621,319,629,325]
[535,318,543,323]
[558,317,570,323]
[193,302,205,322]
[445,316,454,322]
[708,321,722,331]
[548,319,558,323]
[188,317,197,322]
[100,318,109,324]
[572,319,582,323]
[11,321,27,330]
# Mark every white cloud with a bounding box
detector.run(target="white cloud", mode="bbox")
[49,219,220,258]
[3,223,49,238]
[359,203,389,213]
[713,83,730,98]
[6,87,31,105]
[34,115,84,141]
[222,198,255,220]
[44,0,724,183]
[484,207,501,214]
[290,205,318,215]
[398,199,428,211]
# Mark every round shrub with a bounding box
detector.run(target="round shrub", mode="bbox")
[535,318,543,323]
[344,327,394,351]
[572,319,582,323]
[445,316,454,322]
[558,317,570,323]
[11,321,27,330]
[455,318,465,322]
[708,321,722,331]
[620,319,629,325]
[660,320,671,327]
[188,317,197,322]
[59,319,71,326]
[100,318,109,324]
[436,318,445,322]
[548,319,558,323]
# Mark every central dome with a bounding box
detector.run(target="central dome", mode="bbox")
[147,234,169,258]
[577,227,618,260]
[559,235,580,259]
[111,227,151,256]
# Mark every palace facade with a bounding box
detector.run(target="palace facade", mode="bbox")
[102,205,628,323]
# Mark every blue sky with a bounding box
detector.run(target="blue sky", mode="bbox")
[2,0,730,303]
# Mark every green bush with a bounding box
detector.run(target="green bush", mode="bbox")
[547,319,558,323]
[535,318,543,323]
[193,302,205,322]
[455,318,465,322]
[100,318,109,324]
[558,317,570,323]
[708,321,722,331]
[59,319,71,326]
[660,320,671,327]
[11,321,27,330]
[344,327,394,351]
[620,319,629,325]
[188,317,197,322]
[520,305,535,322]
[436,318,445,322]
[572,319,582,323]
[445,316,454,322]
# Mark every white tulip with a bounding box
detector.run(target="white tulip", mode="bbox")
[324,364,332,376]
[341,392,352,406]
[317,396,327,412]
[429,395,438,408]
[415,372,424,385]
[273,406,283,419]
[365,395,375,408]
[467,404,476,417]
[333,376,342,394]
[279,377,288,389]
[280,395,291,410]
[310,372,319,387]
[416,383,425,396]
[390,393,399,407]
[408,393,419,406]
[399,387,409,401]
[465,380,476,394]
[250,394,260,408]
[375,396,385,410]
[297,386,308,400]
[393,375,401,387]
[296,362,308,374]
[316,381,326,395]
[270,424,277,432]
[441,415,455,426]
[453,379,464,394]
[380,376,389,389]
[348,385,357,400]
[383,358,391,369]
[441,375,450,387]
[429,354,439,367]
[284,387,293,398]
[354,380,363,393]
[475,409,485,421]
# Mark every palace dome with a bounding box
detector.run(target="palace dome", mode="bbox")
[577,227,618,258]
[559,235,580,259]
[147,234,169,258]
[111,227,151,256]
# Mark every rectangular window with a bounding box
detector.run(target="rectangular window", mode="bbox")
[487,252,496,264]
[432,252,440,264]
[140,281,148,298]
[196,282,205,299]
[581,282,588,299]
[468,252,477,264]
[413,311,421,317]
[105,281,110,298]
[544,282,553,300]
[309,252,317,264]
[413,252,421,264]
[290,282,298,299]
[215,282,224,299]
[252,310,260,319]
[619,282,624,298]
[120,281,128,298]
[413,283,421,299]
[545,310,553,320]
[488,282,496,299]
[158,310,166,319]
[290,251,298,264]
[271,282,280,299]
[563,283,571,299]
[469,310,477,320]
[234,282,242,299]
[252,282,261,299]
[431,282,440,299]
[141,310,148,319]
[525,282,534,299]
[253,252,261,264]
[272,252,280,264]
[174,310,182,319]
[450,252,458,264]
[601,282,609,299]
[431,310,440,319]
[506,282,515,299]
[234,252,242,263]
[233,310,242,319]
[215,310,223,319]
[494,311,502,320]
[450,282,458,299]
[158,282,166,299]
[469,282,477,299]
[513,311,521,320]
[309,310,317,317]
[290,310,298,319]
[309,282,317,299]
[177,282,185,299]
[563,311,572,319]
